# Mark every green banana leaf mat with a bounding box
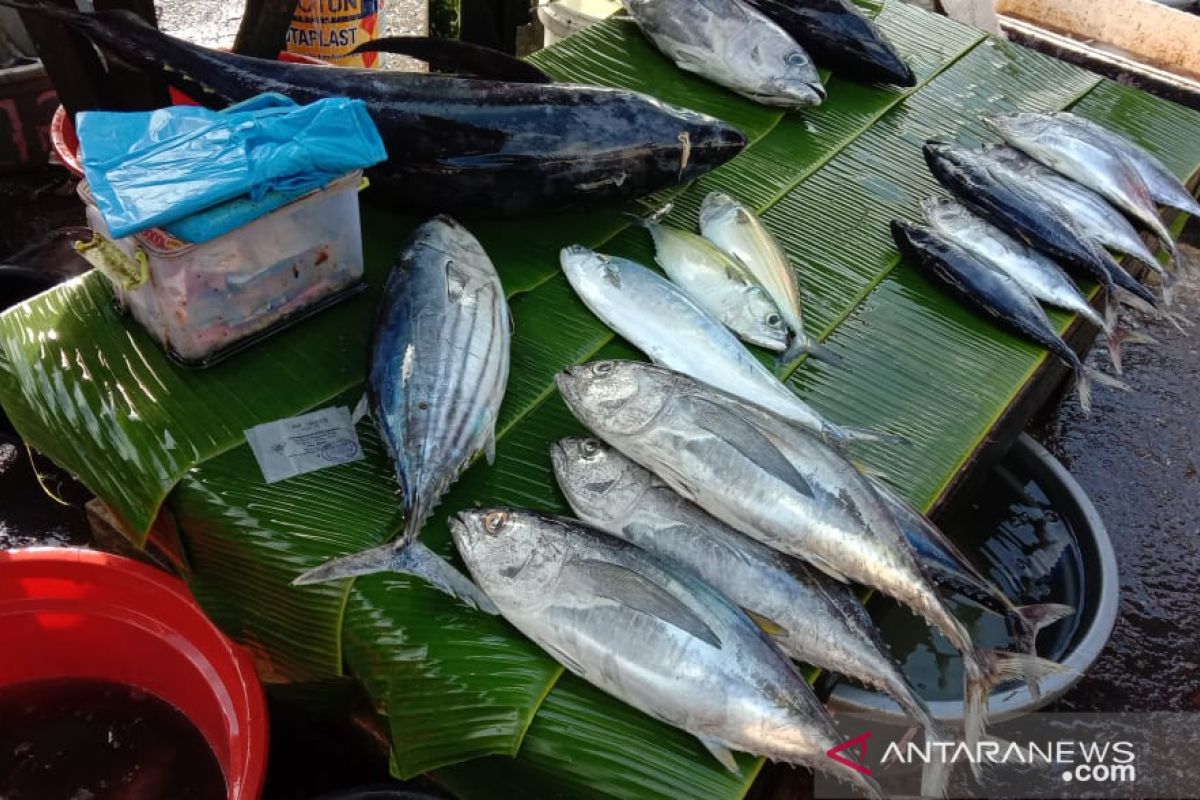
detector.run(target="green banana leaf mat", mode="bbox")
[2,1,1199,797]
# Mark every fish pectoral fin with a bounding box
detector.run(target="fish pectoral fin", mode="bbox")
[806,555,851,584]
[566,557,721,648]
[541,639,589,678]
[678,395,814,499]
[697,736,740,773]
[483,428,498,466]
[393,540,499,615]
[743,608,788,638]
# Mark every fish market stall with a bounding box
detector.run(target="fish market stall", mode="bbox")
[2,0,1200,797]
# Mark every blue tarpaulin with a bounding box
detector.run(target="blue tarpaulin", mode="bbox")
[76,93,387,239]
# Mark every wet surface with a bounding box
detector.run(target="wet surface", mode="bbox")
[0,432,92,550]
[0,678,227,800]
[1035,242,1200,713]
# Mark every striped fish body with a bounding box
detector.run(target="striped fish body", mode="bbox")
[370,215,511,542]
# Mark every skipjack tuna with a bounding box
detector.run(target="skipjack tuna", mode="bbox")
[7,1,747,216]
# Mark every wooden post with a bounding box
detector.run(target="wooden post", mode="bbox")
[233,0,300,59]
[93,0,170,111]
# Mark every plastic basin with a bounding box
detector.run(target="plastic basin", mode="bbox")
[0,548,268,798]
[828,432,1120,721]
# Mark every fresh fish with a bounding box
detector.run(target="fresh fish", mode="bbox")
[1048,112,1200,218]
[867,474,1074,684]
[920,196,1129,371]
[983,112,1178,259]
[556,359,1067,750]
[924,140,1159,309]
[982,146,1166,279]
[743,0,915,87]
[922,197,1107,329]
[450,507,884,798]
[552,437,951,797]
[3,1,746,217]
[630,208,790,352]
[699,192,838,366]
[559,245,894,446]
[892,220,1128,414]
[293,217,509,611]
[621,0,825,107]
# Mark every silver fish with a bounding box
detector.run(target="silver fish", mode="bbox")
[982,146,1166,278]
[919,196,1126,368]
[293,216,510,613]
[983,112,1178,259]
[621,0,825,107]
[631,210,790,352]
[559,245,892,446]
[1049,111,1200,218]
[551,436,951,797]
[699,191,838,366]
[450,507,883,798]
[556,360,1066,749]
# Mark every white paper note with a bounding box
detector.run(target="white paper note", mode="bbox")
[244,406,365,484]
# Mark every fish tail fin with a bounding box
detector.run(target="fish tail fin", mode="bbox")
[889,680,953,798]
[292,541,401,586]
[392,539,499,614]
[1007,603,1076,693]
[1106,323,1159,375]
[777,335,842,369]
[1073,363,1131,415]
[920,739,953,800]
[962,650,1074,751]
[293,539,497,614]
[802,339,844,367]
[1105,326,1124,376]
[828,423,910,447]
[625,202,675,229]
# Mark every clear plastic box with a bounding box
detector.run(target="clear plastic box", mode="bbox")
[76,171,365,367]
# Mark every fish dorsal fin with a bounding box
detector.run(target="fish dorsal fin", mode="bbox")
[677,395,814,499]
[601,259,622,289]
[565,557,721,648]
[444,258,495,303]
[744,608,788,638]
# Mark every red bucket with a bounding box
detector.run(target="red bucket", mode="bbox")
[0,548,268,799]
[51,51,328,177]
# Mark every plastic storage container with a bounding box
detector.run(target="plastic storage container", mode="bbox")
[77,171,365,366]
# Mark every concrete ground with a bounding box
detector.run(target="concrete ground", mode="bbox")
[1038,241,1200,713]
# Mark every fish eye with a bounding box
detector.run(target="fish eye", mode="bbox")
[592,362,614,377]
[483,510,511,535]
[766,313,782,327]
[786,51,808,67]
[580,439,601,459]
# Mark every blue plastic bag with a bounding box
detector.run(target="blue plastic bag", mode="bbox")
[76,93,387,239]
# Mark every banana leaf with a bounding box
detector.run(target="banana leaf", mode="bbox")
[2,1,1200,797]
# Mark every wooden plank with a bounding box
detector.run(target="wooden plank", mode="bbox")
[997,0,1200,81]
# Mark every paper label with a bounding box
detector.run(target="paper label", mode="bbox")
[245,406,364,484]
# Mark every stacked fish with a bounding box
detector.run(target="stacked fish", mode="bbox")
[420,202,1068,797]
[620,0,915,109]
[897,112,1200,412]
